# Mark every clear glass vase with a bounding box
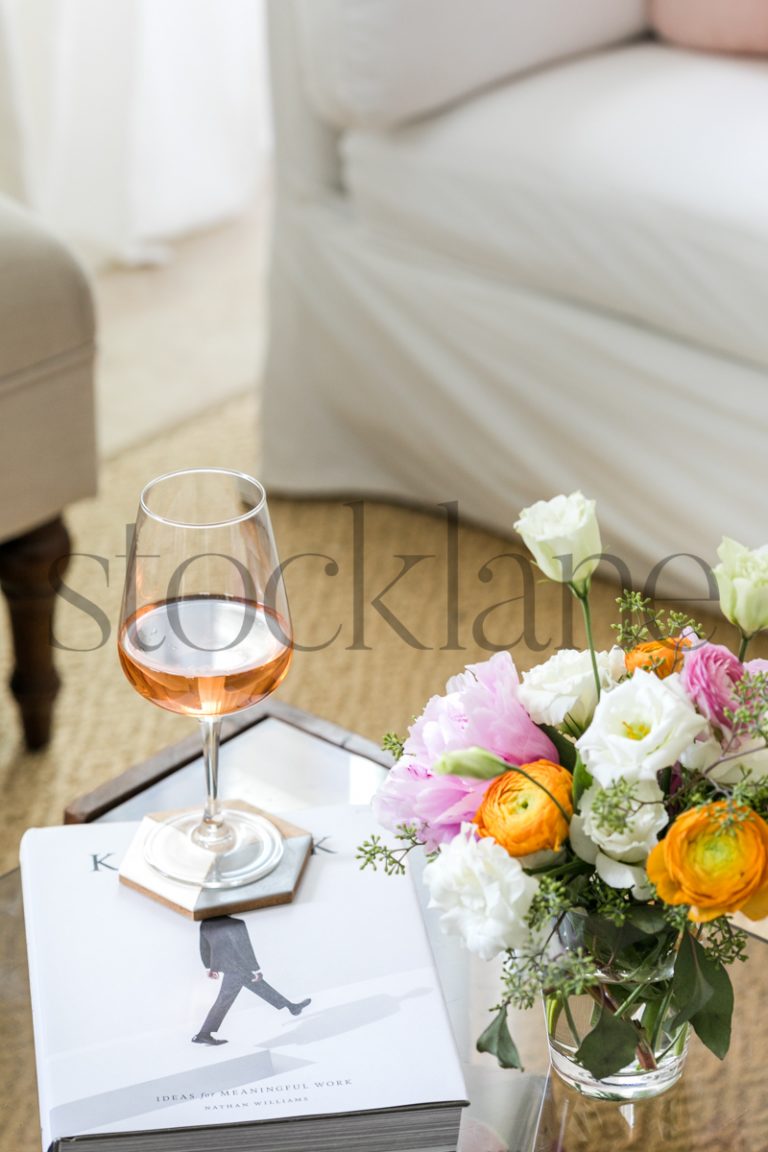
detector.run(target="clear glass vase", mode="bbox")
[543,909,690,1101]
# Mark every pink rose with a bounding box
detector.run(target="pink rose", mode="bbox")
[681,642,743,729]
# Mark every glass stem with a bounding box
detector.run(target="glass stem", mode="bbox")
[194,717,232,848]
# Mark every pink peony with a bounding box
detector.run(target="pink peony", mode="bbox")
[401,690,471,765]
[372,759,492,853]
[373,652,557,850]
[680,642,743,729]
[404,652,557,768]
[453,653,559,766]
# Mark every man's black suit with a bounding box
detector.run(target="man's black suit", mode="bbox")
[197,915,294,1036]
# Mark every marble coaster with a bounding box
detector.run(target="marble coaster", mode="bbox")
[118,803,312,919]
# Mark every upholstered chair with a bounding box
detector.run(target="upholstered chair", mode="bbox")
[0,194,97,748]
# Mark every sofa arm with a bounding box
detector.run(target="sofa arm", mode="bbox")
[294,0,648,130]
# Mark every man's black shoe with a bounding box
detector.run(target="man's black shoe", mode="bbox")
[288,998,311,1016]
[192,1032,228,1045]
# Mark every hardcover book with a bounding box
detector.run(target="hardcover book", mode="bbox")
[20,806,467,1152]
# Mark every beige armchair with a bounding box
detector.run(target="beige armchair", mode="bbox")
[0,194,97,748]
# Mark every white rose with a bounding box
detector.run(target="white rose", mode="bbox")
[423,825,538,961]
[714,537,768,639]
[515,492,602,595]
[520,647,626,731]
[576,669,707,787]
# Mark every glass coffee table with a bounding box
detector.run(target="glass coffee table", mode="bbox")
[2,702,765,1152]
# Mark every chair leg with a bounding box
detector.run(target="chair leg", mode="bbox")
[0,517,71,750]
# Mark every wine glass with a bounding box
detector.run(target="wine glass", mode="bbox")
[118,468,293,889]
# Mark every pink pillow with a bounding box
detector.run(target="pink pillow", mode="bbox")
[651,0,768,55]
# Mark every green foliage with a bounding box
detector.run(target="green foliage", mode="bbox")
[538,723,578,772]
[587,873,632,925]
[500,942,596,1012]
[699,917,749,968]
[526,877,574,933]
[732,772,768,821]
[381,732,405,760]
[671,929,734,1059]
[476,1004,523,1070]
[723,671,768,747]
[574,998,640,1079]
[662,903,691,933]
[590,778,642,837]
[612,590,702,651]
[356,824,424,876]
[571,755,594,806]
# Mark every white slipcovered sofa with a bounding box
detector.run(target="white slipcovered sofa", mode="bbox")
[262,0,768,594]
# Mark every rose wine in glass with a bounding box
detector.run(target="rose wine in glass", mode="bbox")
[118,469,293,888]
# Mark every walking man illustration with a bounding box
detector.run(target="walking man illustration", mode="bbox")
[192,915,311,1046]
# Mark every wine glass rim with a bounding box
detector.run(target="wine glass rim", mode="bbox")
[139,468,267,529]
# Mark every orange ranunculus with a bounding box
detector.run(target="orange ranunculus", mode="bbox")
[647,802,768,923]
[474,759,573,857]
[625,635,692,679]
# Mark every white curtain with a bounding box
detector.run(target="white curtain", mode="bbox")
[0,0,270,264]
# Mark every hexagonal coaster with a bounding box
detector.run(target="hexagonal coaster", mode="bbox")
[118,802,312,919]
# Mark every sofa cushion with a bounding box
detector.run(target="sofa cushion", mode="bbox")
[651,0,768,55]
[342,43,768,372]
[295,0,647,130]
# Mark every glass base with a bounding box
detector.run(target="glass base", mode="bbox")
[545,990,690,1101]
[144,808,284,889]
[548,1040,689,1101]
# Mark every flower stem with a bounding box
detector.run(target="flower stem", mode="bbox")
[574,585,601,702]
[588,985,658,1071]
[563,996,583,1048]
[738,633,751,662]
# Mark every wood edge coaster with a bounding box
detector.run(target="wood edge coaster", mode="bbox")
[118,804,313,921]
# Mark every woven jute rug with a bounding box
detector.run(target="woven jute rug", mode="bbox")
[2,391,765,1152]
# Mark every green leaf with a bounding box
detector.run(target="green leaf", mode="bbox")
[575,1001,639,1079]
[624,906,669,936]
[476,1004,523,1070]
[670,929,715,1029]
[572,755,593,806]
[539,724,578,773]
[680,935,734,1060]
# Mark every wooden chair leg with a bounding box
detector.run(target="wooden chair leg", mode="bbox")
[0,517,71,749]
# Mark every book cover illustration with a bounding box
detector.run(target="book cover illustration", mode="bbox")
[21,806,466,1148]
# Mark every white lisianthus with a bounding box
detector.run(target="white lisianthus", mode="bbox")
[520,647,626,731]
[714,537,768,639]
[423,824,539,961]
[576,669,707,787]
[515,492,602,595]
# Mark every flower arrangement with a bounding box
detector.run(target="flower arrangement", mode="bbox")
[360,493,768,1096]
